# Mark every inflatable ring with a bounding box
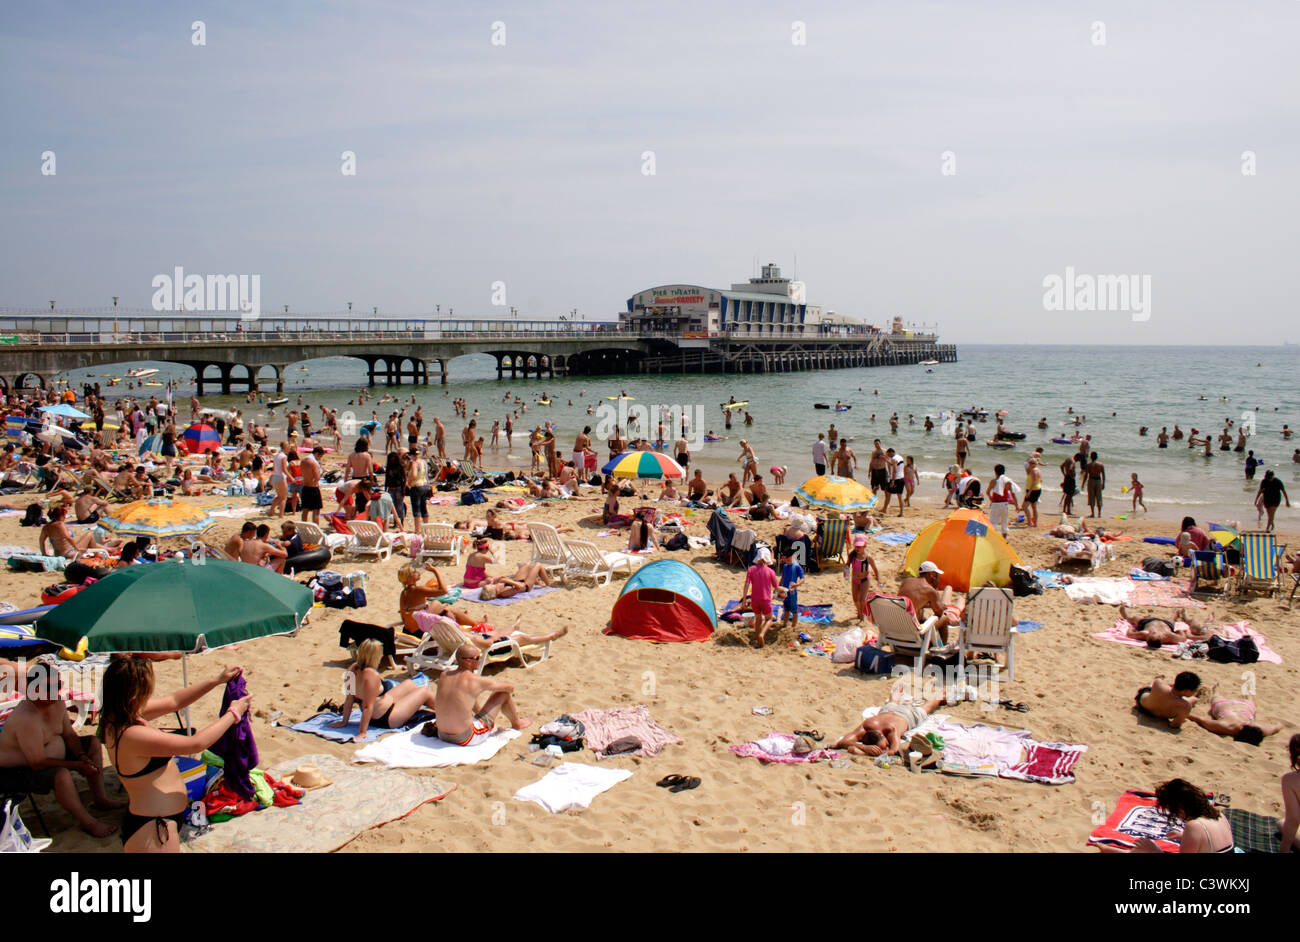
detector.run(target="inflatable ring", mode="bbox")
[285,546,331,572]
[41,583,88,607]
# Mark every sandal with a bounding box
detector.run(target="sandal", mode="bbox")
[669,775,701,793]
[793,729,824,742]
[656,774,685,788]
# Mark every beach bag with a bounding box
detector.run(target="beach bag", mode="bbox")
[0,799,51,853]
[664,531,689,551]
[1142,556,1178,577]
[460,489,487,505]
[1008,565,1042,596]
[1206,634,1259,664]
[314,570,343,590]
[833,627,867,663]
[348,588,367,609]
[854,644,895,674]
[323,589,349,609]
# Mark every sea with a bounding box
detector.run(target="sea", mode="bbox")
[60,344,1299,527]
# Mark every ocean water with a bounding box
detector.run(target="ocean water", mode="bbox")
[62,345,1299,525]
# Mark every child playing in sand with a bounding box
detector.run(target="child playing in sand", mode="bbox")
[742,546,779,648]
[1130,473,1146,513]
[845,533,880,624]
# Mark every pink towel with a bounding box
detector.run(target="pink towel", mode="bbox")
[729,732,840,764]
[1004,740,1088,785]
[1126,578,1206,609]
[571,705,682,758]
[1092,620,1282,664]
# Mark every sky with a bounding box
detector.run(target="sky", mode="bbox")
[1,1,1298,344]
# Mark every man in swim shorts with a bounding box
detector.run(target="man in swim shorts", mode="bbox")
[433,644,532,746]
[898,561,963,644]
[1134,672,1200,728]
[831,690,956,757]
[1119,605,1218,646]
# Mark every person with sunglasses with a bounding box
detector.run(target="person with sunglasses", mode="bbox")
[433,645,532,747]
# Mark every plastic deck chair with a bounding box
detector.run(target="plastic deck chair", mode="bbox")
[867,594,948,673]
[1234,531,1285,597]
[418,522,462,568]
[959,585,1016,682]
[526,521,568,578]
[345,520,394,562]
[561,540,641,587]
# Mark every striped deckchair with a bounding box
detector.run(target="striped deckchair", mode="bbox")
[817,516,849,565]
[1190,549,1229,597]
[1234,531,1285,597]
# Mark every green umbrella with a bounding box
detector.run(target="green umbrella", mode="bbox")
[34,558,312,654]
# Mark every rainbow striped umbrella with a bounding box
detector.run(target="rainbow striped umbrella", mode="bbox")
[602,450,684,479]
[181,422,221,454]
[793,475,877,513]
[903,508,1022,593]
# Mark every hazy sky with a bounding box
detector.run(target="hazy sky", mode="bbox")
[2,1,1297,344]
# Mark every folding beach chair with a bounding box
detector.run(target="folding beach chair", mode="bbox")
[959,585,1016,682]
[561,540,643,587]
[816,516,849,566]
[728,528,757,567]
[867,594,951,673]
[418,522,463,567]
[1190,549,1229,597]
[1234,531,1286,598]
[526,521,568,578]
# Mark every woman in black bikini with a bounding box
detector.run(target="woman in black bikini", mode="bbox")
[99,655,250,853]
[331,639,438,740]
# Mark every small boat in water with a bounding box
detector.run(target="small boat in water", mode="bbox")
[267,397,289,408]
[919,359,939,366]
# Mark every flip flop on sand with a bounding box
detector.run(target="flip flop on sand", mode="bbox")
[669,776,701,793]
[794,729,824,742]
[656,774,685,788]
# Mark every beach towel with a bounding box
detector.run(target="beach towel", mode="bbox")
[1087,790,1180,853]
[872,531,916,546]
[571,705,682,758]
[729,732,840,764]
[1224,808,1296,854]
[1030,569,1070,589]
[1092,619,1281,664]
[501,502,537,513]
[183,753,452,853]
[427,494,457,506]
[457,585,557,605]
[1127,567,1168,581]
[353,725,520,767]
[1127,578,1205,609]
[1010,620,1043,633]
[931,721,1031,778]
[1062,577,1133,605]
[215,675,258,800]
[289,675,433,742]
[513,762,633,813]
[721,600,834,624]
[1003,740,1088,785]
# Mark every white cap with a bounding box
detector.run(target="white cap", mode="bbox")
[919,561,944,575]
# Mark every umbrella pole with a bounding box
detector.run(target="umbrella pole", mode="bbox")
[181,654,192,733]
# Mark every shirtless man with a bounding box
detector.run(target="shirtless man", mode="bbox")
[38,506,120,559]
[240,523,288,573]
[746,474,768,506]
[1134,672,1201,728]
[462,420,477,462]
[0,663,123,837]
[433,644,532,746]
[74,491,110,524]
[718,472,744,508]
[299,445,323,523]
[897,561,963,644]
[833,440,857,479]
[831,689,955,757]
[433,416,447,458]
[1187,686,1284,746]
[867,440,889,495]
[687,469,710,503]
[1118,605,1218,647]
[573,426,592,473]
[225,521,256,559]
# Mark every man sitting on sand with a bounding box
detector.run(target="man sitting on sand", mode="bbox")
[1119,604,1219,647]
[831,689,956,758]
[433,644,533,746]
[0,663,124,838]
[1187,687,1284,746]
[898,561,963,644]
[1135,671,1201,728]
[718,473,744,508]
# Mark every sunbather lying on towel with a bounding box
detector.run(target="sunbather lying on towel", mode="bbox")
[432,644,533,746]
[831,691,957,757]
[1187,686,1284,746]
[1134,671,1200,728]
[1119,605,1219,647]
[477,561,555,600]
[332,639,439,740]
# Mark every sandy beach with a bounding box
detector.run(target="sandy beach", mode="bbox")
[7,459,1296,854]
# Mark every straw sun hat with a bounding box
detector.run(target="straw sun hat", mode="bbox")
[283,764,332,790]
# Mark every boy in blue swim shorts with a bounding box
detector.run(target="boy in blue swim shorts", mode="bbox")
[778,549,805,629]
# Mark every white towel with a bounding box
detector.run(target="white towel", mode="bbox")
[513,762,633,813]
[1062,577,1132,605]
[353,726,519,767]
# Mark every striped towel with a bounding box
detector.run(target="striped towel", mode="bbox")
[571,705,682,759]
[1004,740,1088,785]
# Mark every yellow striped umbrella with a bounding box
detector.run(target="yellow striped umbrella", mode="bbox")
[793,475,877,513]
[903,508,1022,592]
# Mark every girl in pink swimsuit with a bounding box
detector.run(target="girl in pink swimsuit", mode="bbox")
[463,540,493,589]
[845,535,880,623]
